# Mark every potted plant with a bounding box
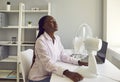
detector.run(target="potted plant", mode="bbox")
[6,1,11,11]
[7,1,10,5]
[28,21,32,27]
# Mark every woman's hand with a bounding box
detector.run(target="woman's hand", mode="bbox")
[63,70,83,82]
[78,60,88,66]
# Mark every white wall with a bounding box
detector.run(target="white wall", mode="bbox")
[0,0,103,49]
[103,0,120,69]
[104,0,120,47]
[50,0,103,48]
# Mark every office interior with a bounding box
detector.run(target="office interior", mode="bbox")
[0,0,120,82]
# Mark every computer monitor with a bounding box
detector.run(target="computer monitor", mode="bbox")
[96,40,108,64]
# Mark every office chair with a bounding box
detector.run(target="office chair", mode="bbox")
[20,49,33,82]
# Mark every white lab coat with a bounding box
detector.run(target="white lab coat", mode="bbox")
[28,32,78,81]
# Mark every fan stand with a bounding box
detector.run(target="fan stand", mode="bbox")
[76,51,98,78]
[75,38,102,78]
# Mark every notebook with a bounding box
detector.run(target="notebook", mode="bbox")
[81,41,108,64]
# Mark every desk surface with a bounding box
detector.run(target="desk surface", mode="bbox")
[50,60,120,82]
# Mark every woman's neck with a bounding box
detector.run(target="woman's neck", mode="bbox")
[46,32,55,43]
[47,32,55,39]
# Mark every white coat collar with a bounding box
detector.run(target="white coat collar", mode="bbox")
[44,32,56,41]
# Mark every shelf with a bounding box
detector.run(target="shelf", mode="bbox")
[0,2,50,82]
[1,26,37,29]
[0,70,23,80]
[0,44,18,46]
[0,41,18,46]
[21,26,38,29]
[21,44,34,47]
[23,9,48,13]
[0,70,17,79]
[21,41,35,46]
[1,26,19,29]
[0,56,17,63]
[0,10,19,13]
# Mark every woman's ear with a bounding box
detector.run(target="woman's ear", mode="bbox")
[43,22,48,30]
[42,23,46,29]
[42,25,46,30]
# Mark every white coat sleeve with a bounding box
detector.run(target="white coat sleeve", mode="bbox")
[35,39,65,76]
[57,37,79,65]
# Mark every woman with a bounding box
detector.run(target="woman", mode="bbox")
[28,15,88,82]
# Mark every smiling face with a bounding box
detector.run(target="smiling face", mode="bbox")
[43,16,58,33]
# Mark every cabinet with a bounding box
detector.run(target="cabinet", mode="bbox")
[0,1,51,82]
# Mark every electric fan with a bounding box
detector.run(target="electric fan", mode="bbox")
[73,23,102,78]
[73,23,93,59]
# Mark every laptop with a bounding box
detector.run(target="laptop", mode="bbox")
[81,40,108,64]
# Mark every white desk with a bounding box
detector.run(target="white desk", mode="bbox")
[50,60,120,82]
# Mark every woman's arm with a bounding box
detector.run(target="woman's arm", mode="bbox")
[58,36,88,66]
[78,60,88,66]
[63,70,83,82]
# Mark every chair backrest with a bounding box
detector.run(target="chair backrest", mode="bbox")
[20,49,33,82]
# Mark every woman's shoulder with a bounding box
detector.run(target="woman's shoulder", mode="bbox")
[37,35,45,41]
[35,35,46,46]
[55,34,60,39]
